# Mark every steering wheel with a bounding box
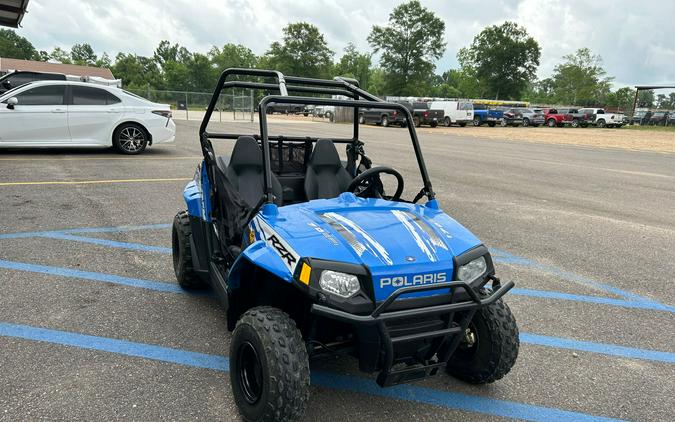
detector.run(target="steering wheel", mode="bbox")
[347,166,404,201]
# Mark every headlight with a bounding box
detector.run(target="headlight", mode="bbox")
[456,256,487,282]
[319,270,360,298]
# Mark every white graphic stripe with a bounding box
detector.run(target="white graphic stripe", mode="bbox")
[323,212,393,266]
[391,210,438,262]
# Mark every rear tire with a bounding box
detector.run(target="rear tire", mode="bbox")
[597,119,606,128]
[547,118,556,128]
[444,116,451,127]
[446,291,519,384]
[230,307,310,422]
[113,123,148,155]
[522,118,530,127]
[571,120,580,128]
[473,117,481,126]
[381,115,389,127]
[172,211,206,289]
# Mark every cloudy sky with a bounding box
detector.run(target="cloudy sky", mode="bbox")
[14,0,675,87]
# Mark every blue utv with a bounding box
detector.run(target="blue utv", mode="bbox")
[171,68,519,422]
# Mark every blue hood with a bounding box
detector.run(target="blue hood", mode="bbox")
[250,193,482,301]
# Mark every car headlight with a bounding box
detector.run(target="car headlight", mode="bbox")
[319,270,360,298]
[456,256,487,282]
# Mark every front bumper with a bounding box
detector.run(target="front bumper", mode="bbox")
[311,278,514,387]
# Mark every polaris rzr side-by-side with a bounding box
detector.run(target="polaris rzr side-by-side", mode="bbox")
[171,68,519,422]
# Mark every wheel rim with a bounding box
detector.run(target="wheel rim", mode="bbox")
[237,342,263,405]
[445,117,451,127]
[523,119,529,127]
[382,116,388,126]
[473,118,480,126]
[119,127,145,152]
[548,120,555,127]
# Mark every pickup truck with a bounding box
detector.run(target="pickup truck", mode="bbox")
[313,105,336,121]
[359,100,409,127]
[542,108,571,127]
[577,108,625,128]
[411,101,444,127]
[472,104,504,127]
[559,108,591,128]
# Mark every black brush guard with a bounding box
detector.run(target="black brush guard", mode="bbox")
[310,279,514,387]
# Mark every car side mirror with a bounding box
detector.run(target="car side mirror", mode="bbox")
[6,97,18,110]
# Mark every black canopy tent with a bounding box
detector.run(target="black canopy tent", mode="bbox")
[0,0,29,28]
[632,85,675,114]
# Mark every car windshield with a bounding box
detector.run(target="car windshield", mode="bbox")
[0,82,33,100]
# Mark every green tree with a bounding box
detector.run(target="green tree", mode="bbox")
[636,89,654,108]
[335,43,372,89]
[0,28,38,59]
[262,22,333,78]
[185,52,216,91]
[458,21,540,100]
[153,40,180,66]
[605,87,635,112]
[367,0,446,96]
[549,48,612,106]
[111,53,162,90]
[70,43,97,66]
[209,43,257,72]
[95,52,112,68]
[49,47,72,64]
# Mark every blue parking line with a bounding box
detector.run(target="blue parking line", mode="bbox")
[492,248,661,304]
[38,233,172,254]
[0,223,171,240]
[0,259,184,294]
[520,333,675,364]
[0,322,625,422]
[1,258,674,364]
[511,288,675,313]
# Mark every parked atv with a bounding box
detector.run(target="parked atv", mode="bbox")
[172,68,519,422]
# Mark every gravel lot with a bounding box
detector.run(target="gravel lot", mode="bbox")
[0,119,673,421]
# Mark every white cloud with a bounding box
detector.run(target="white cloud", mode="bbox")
[13,0,675,87]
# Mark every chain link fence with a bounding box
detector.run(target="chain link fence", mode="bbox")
[126,88,255,122]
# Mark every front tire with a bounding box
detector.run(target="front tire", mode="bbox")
[381,115,389,127]
[446,291,519,384]
[113,123,148,154]
[571,119,580,128]
[547,118,556,128]
[596,119,606,128]
[522,118,530,127]
[473,117,481,126]
[230,307,310,422]
[444,116,451,127]
[172,211,206,289]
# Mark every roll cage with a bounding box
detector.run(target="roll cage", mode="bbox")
[199,68,436,205]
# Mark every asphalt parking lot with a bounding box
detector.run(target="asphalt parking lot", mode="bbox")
[1,119,674,421]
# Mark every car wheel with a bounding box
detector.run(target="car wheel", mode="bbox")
[446,290,519,384]
[230,307,310,422]
[381,115,389,127]
[571,120,580,128]
[325,111,333,122]
[113,123,148,155]
[596,119,606,128]
[473,117,481,126]
[444,116,451,127]
[547,119,557,128]
[359,114,365,124]
[172,211,207,289]
[522,118,530,127]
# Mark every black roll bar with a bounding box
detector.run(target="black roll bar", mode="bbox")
[199,68,435,205]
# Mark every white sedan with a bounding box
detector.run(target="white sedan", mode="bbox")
[0,80,175,154]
